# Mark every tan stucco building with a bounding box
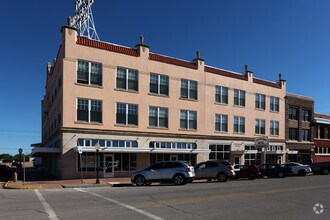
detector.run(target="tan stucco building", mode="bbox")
[32,26,287,179]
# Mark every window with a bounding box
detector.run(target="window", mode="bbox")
[149,107,168,128]
[301,129,310,141]
[77,60,102,86]
[149,142,196,150]
[270,121,279,136]
[255,94,266,110]
[289,107,298,120]
[255,119,266,134]
[270,96,279,112]
[234,89,245,107]
[113,153,137,171]
[116,103,138,126]
[150,73,169,96]
[215,114,228,132]
[301,109,310,122]
[328,127,330,139]
[116,67,138,91]
[234,116,245,133]
[209,144,230,160]
[289,128,298,140]
[77,99,102,123]
[181,79,197,100]
[180,110,197,130]
[215,86,228,104]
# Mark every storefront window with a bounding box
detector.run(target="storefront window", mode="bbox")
[209,144,230,160]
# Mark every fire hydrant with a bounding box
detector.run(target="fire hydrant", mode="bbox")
[13,172,17,182]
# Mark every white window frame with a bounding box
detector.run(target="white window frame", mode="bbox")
[255,94,266,110]
[270,120,279,136]
[270,96,279,112]
[149,106,168,128]
[76,98,102,123]
[234,116,245,133]
[77,60,102,85]
[215,86,228,104]
[215,114,228,132]
[234,89,245,107]
[255,119,266,135]
[181,79,198,100]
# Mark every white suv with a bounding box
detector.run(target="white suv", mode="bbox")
[131,161,195,186]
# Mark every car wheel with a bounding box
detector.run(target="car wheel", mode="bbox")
[217,173,228,182]
[248,173,256,180]
[134,175,146,186]
[321,168,329,175]
[173,174,186,185]
[278,172,285,178]
[298,170,306,176]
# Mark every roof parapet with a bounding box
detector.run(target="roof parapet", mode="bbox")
[193,50,205,71]
[135,35,149,59]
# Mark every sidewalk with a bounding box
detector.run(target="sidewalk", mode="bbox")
[3,177,132,190]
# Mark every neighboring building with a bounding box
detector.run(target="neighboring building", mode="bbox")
[31,26,287,179]
[285,93,314,162]
[313,113,330,162]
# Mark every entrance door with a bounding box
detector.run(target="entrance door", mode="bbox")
[234,156,240,165]
[170,155,178,161]
[104,154,114,178]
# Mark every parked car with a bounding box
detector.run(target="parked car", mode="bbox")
[233,165,261,180]
[258,164,291,178]
[282,162,311,176]
[131,161,195,186]
[0,164,15,179]
[194,160,235,182]
[299,159,330,175]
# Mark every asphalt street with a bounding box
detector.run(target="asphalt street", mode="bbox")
[1,175,329,220]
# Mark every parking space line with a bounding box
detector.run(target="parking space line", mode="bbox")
[75,188,164,220]
[34,189,59,220]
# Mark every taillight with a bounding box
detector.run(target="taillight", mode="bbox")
[229,165,234,170]
[186,167,191,172]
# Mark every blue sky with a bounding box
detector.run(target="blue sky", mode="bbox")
[1,0,330,155]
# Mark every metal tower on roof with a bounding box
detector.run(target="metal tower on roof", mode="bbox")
[69,0,100,41]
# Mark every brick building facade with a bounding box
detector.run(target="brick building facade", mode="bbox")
[313,113,330,162]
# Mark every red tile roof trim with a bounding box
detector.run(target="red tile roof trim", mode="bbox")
[77,37,138,57]
[205,66,248,81]
[149,53,197,69]
[314,113,330,120]
[253,78,281,89]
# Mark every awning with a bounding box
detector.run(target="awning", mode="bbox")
[74,146,210,154]
[31,147,61,157]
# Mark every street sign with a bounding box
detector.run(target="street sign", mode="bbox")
[255,136,269,148]
[78,146,83,154]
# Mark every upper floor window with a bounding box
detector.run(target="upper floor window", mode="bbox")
[289,128,298,140]
[150,73,169,96]
[270,96,279,112]
[181,79,197,100]
[270,121,279,136]
[317,126,325,139]
[234,116,245,133]
[215,86,228,104]
[77,98,102,123]
[255,94,266,110]
[215,114,228,132]
[301,109,310,122]
[116,67,138,91]
[180,110,197,130]
[77,60,102,86]
[301,129,310,141]
[255,119,266,135]
[328,127,330,139]
[289,107,298,120]
[149,107,168,128]
[234,89,245,107]
[116,103,138,126]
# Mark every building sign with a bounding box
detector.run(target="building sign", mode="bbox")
[255,136,269,148]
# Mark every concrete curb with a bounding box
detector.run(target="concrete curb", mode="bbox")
[3,181,43,190]
[62,183,110,188]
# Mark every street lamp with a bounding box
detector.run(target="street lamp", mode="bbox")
[95,141,100,184]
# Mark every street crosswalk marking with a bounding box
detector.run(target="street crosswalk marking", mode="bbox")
[75,188,165,220]
[34,189,59,220]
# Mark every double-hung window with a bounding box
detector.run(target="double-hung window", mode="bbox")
[270,121,279,136]
[255,119,266,134]
[215,114,228,132]
[302,109,310,122]
[116,67,138,91]
[149,107,168,128]
[150,73,169,95]
[215,86,228,104]
[116,103,138,126]
[289,107,298,120]
[180,110,197,130]
[234,116,245,133]
[301,129,310,141]
[270,96,279,112]
[77,60,102,86]
[234,89,245,107]
[77,99,102,123]
[289,128,298,140]
[181,79,197,100]
[255,94,266,110]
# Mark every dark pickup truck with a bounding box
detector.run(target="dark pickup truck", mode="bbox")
[258,163,291,178]
[299,159,330,175]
